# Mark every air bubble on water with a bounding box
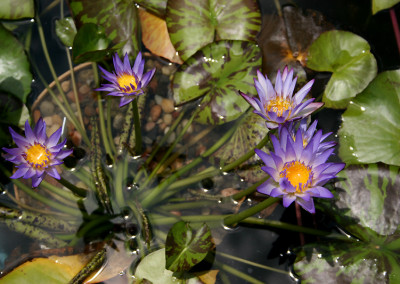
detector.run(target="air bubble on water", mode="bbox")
[360,106,366,111]
[349,146,353,150]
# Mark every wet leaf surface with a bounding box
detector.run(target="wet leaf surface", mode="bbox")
[339,69,400,166]
[166,0,261,61]
[372,0,400,14]
[55,17,77,47]
[135,0,167,18]
[173,40,261,125]
[0,24,32,103]
[307,30,377,108]
[165,221,213,272]
[0,0,34,20]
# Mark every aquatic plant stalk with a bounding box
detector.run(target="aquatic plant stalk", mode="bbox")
[132,98,143,154]
[218,251,289,275]
[68,248,106,284]
[295,202,305,245]
[3,219,67,247]
[390,8,400,55]
[106,96,117,154]
[215,260,264,284]
[223,197,280,227]
[139,114,247,208]
[141,109,199,189]
[40,180,81,203]
[58,177,88,197]
[115,157,129,208]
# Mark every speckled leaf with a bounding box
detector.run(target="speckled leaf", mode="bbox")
[214,112,269,182]
[55,17,77,47]
[0,0,34,19]
[72,23,111,64]
[372,0,400,14]
[166,0,261,61]
[294,241,400,284]
[135,0,167,18]
[327,164,400,238]
[307,30,377,109]
[338,70,400,166]
[69,0,139,54]
[165,221,213,272]
[0,24,32,103]
[257,6,333,82]
[173,40,261,125]
[138,9,182,64]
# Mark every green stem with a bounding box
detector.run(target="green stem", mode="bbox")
[140,114,247,208]
[157,200,217,211]
[3,219,67,247]
[218,251,289,275]
[115,156,129,208]
[230,176,269,201]
[58,177,88,197]
[41,180,81,203]
[223,198,279,227]
[106,96,117,154]
[141,110,198,189]
[132,99,142,154]
[215,260,264,284]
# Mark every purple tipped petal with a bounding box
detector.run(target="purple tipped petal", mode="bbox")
[282,195,296,207]
[119,96,135,107]
[294,79,314,104]
[10,167,29,179]
[46,127,62,148]
[32,176,44,188]
[47,167,60,180]
[240,92,262,111]
[297,198,315,213]
[257,180,276,195]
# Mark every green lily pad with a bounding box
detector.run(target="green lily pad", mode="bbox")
[166,0,261,61]
[0,0,34,20]
[0,24,32,103]
[173,40,261,125]
[294,241,400,284]
[135,0,167,18]
[69,0,139,54]
[55,17,77,47]
[165,221,213,272]
[372,0,400,14]
[72,23,111,64]
[295,163,400,283]
[338,70,400,166]
[307,30,377,109]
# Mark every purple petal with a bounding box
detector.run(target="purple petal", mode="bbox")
[141,68,156,87]
[47,167,61,180]
[293,79,314,104]
[282,194,296,207]
[55,148,73,160]
[10,167,29,179]
[119,96,135,107]
[275,69,283,95]
[9,128,29,148]
[239,92,262,112]
[132,52,143,75]
[309,186,334,198]
[261,166,279,181]
[31,175,44,187]
[46,127,62,148]
[23,167,37,179]
[24,120,36,142]
[296,198,315,213]
[257,180,276,195]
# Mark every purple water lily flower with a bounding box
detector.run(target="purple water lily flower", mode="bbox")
[255,121,345,213]
[2,118,73,187]
[239,67,323,129]
[96,52,156,107]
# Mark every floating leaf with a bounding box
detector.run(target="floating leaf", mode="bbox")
[295,241,400,284]
[138,9,182,64]
[72,23,111,64]
[0,254,94,284]
[0,93,23,148]
[0,0,34,20]
[55,17,77,47]
[135,0,167,18]
[0,24,32,103]
[166,0,261,61]
[173,40,261,125]
[69,0,139,54]
[307,30,377,108]
[338,70,400,166]
[257,6,333,81]
[165,221,213,272]
[372,0,400,14]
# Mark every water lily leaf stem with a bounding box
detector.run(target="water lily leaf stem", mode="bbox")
[132,98,142,154]
[68,248,106,284]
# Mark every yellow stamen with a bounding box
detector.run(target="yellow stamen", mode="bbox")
[24,143,50,168]
[266,96,292,116]
[280,161,312,193]
[117,73,137,93]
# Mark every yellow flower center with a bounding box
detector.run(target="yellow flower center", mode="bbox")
[117,73,137,93]
[265,96,292,117]
[280,161,312,193]
[24,143,50,168]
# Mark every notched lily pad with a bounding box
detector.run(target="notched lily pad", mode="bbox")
[306,30,377,109]
[173,40,261,125]
[165,221,213,272]
[339,69,400,166]
[257,5,333,82]
[166,0,261,61]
